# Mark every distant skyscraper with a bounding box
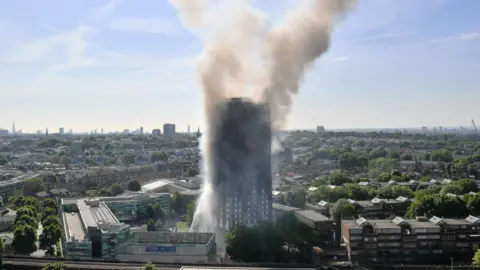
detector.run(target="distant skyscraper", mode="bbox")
[59,127,65,134]
[140,127,144,135]
[211,98,272,230]
[123,129,129,135]
[12,122,15,134]
[101,128,104,134]
[46,127,49,136]
[163,123,176,137]
[152,129,161,137]
[188,125,190,134]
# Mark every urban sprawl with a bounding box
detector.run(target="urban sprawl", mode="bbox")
[1,123,480,268]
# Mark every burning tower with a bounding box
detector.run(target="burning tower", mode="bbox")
[210,97,272,229]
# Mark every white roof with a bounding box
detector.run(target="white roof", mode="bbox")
[141,180,169,191]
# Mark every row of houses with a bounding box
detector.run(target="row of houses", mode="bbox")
[342,215,480,264]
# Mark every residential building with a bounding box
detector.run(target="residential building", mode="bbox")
[342,215,480,264]
[163,123,176,137]
[0,129,8,136]
[0,208,16,231]
[350,197,411,219]
[212,98,272,229]
[0,174,40,200]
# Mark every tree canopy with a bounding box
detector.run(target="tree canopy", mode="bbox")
[22,177,46,196]
[127,180,141,192]
[406,194,468,218]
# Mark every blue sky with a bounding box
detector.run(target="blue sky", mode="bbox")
[1,0,479,133]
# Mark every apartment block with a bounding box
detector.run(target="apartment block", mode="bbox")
[350,197,411,219]
[342,215,480,265]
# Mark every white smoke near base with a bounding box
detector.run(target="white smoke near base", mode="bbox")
[168,0,357,236]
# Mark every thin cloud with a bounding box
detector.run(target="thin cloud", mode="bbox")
[88,0,121,22]
[36,22,59,33]
[107,17,181,35]
[2,26,92,64]
[337,32,415,44]
[332,57,349,63]
[427,32,479,43]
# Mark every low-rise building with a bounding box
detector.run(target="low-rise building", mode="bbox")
[0,208,16,231]
[61,196,214,263]
[342,215,480,264]
[0,174,40,200]
[97,192,171,222]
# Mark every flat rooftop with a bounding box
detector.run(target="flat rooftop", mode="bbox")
[78,199,120,230]
[272,203,300,212]
[295,210,329,222]
[90,204,118,224]
[141,179,170,191]
[64,212,87,241]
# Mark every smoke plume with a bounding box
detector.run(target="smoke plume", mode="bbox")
[168,0,357,235]
[169,0,356,130]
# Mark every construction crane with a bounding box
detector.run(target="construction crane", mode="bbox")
[472,119,478,133]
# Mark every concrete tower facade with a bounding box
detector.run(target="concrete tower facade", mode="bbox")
[211,97,272,230]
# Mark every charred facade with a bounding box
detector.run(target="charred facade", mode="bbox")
[211,97,272,229]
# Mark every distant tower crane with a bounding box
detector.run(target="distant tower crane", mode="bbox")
[472,119,478,133]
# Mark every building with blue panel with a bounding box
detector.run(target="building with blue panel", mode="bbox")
[61,194,216,263]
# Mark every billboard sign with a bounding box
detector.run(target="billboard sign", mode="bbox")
[145,245,176,253]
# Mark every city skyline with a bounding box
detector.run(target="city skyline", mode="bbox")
[1,0,480,132]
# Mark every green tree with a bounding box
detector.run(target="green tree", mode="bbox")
[368,148,388,160]
[440,185,462,195]
[284,189,306,208]
[401,154,413,161]
[13,225,37,254]
[96,188,111,197]
[109,183,124,196]
[388,151,401,159]
[0,237,3,266]
[40,223,62,251]
[127,180,141,192]
[423,153,431,161]
[42,207,57,222]
[187,202,196,226]
[122,153,135,166]
[474,249,480,266]
[186,167,199,177]
[42,262,66,270]
[172,192,186,215]
[147,219,156,231]
[463,193,480,215]
[42,198,58,212]
[42,216,60,228]
[152,204,165,222]
[308,186,349,203]
[22,177,46,197]
[430,149,453,162]
[346,184,374,200]
[376,186,414,199]
[407,194,468,218]
[14,214,37,228]
[146,205,155,219]
[142,263,157,270]
[328,171,351,186]
[226,223,287,263]
[329,198,356,220]
[150,152,168,163]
